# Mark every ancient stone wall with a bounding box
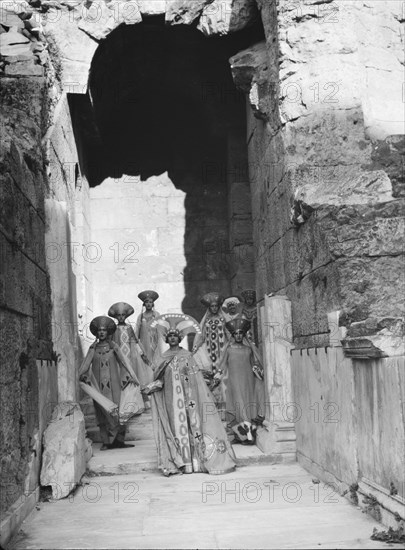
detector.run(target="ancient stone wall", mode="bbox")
[291,349,405,518]
[0,3,89,525]
[0,74,52,516]
[227,123,255,293]
[233,0,404,354]
[44,93,90,401]
[229,0,404,517]
[88,172,231,326]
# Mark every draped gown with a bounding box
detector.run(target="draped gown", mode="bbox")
[112,323,152,387]
[147,348,236,476]
[79,341,135,444]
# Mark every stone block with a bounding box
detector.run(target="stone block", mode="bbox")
[229,181,252,216]
[42,9,97,92]
[197,0,258,36]
[0,9,25,28]
[229,217,253,246]
[78,0,141,40]
[40,402,86,500]
[165,0,211,25]
[229,41,267,93]
[5,60,44,76]
[137,0,166,15]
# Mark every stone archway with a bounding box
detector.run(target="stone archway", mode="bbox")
[1,1,404,543]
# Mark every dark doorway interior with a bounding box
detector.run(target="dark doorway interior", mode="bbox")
[68,17,264,318]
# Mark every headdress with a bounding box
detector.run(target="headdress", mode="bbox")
[225,317,251,335]
[90,316,117,337]
[200,292,224,308]
[108,302,134,319]
[150,313,201,339]
[138,290,159,303]
[223,296,241,308]
[241,289,256,302]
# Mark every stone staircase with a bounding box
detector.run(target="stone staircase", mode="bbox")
[83,399,294,476]
[80,394,155,443]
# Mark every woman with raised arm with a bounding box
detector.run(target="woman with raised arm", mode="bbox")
[79,316,139,450]
[141,314,236,476]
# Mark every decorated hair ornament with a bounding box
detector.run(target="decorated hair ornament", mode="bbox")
[90,316,117,337]
[225,317,251,335]
[151,313,201,339]
[241,289,256,302]
[200,292,224,308]
[166,328,181,338]
[138,290,159,303]
[223,296,241,308]
[108,302,135,319]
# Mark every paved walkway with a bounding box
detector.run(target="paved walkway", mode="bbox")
[11,459,388,549]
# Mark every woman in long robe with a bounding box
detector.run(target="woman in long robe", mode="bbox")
[142,314,236,476]
[135,290,162,367]
[216,317,265,438]
[193,292,230,405]
[108,302,153,389]
[79,316,139,449]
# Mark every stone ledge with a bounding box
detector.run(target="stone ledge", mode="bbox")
[342,330,405,359]
[0,487,39,548]
[358,477,405,530]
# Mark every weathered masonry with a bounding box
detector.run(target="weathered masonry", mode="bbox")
[0,0,404,544]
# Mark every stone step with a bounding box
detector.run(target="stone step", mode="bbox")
[87,440,159,475]
[85,409,155,443]
[86,438,293,476]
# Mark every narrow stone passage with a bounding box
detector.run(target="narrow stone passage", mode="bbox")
[10,415,386,550]
[11,462,384,550]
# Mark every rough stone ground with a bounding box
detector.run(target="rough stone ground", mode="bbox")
[10,451,389,549]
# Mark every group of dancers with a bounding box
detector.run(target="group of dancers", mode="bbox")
[79,289,265,476]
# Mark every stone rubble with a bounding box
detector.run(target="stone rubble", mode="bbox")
[40,402,87,500]
[0,3,47,76]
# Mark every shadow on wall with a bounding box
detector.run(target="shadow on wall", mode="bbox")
[68,18,264,319]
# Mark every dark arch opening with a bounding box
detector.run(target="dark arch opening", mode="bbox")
[68,18,264,318]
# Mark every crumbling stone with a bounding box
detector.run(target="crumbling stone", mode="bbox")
[5,59,44,75]
[197,0,258,36]
[78,0,141,41]
[229,41,270,120]
[40,402,86,500]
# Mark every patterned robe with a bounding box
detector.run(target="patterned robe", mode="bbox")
[147,348,236,476]
[112,323,153,386]
[194,310,229,373]
[79,341,134,444]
